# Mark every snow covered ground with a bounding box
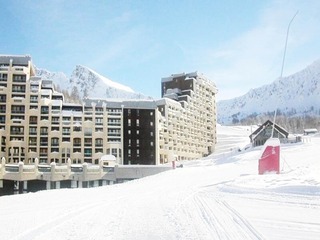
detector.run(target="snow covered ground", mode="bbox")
[0,125,319,240]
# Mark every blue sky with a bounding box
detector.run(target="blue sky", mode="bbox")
[1,0,320,100]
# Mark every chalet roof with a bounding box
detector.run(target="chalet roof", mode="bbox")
[303,128,318,133]
[249,120,289,141]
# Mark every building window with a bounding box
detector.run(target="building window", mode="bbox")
[51,138,59,146]
[13,74,26,82]
[112,148,117,157]
[73,138,81,147]
[84,138,92,146]
[29,127,37,135]
[128,119,131,126]
[95,117,103,125]
[29,116,37,124]
[51,126,59,131]
[41,106,49,114]
[40,127,48,135]
[84,148,92,157]
[0,95,6,102]
[62,127,70,135]
[0,105,5,114]
[11,105,25,114]
[128,149,131,157]
[136,119,140,127]
[95,138,103,147]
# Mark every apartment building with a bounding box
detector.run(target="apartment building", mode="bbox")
[157,72,218,163]
[0,55,217,165]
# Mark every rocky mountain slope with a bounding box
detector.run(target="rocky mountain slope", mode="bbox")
[36,65,150,100]
[217,59,320,124]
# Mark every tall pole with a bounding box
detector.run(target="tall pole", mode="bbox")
[280,11,299,79]
[272,10,298,138]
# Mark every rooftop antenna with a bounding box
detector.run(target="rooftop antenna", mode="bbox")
[271,10,299,137]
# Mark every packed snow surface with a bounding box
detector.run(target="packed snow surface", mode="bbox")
[0,125,319,240]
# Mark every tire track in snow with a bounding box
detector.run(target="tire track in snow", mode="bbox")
[194,191,264,239]
[11,196,127,240]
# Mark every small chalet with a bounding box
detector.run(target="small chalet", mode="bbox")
[249,120,289,147]
[303,128,318,135]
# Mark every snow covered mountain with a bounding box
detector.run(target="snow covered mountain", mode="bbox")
[35,68,70,91]
[217,59,320,124]
[36,65,151,100]
[69,65,150,100]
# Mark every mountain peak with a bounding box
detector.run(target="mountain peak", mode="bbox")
[36,65,151,101]
[73,65,135,94]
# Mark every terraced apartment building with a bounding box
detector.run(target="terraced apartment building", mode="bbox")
[0,55,217,165]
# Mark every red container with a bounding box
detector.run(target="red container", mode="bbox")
[258,138,280,174]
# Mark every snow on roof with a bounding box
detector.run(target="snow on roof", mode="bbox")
[0,54,31,66]
[156,97,183,109]
[304,128,318,132]
[161,71,199,83]
[84,98,157,109]
[100,155,116,161]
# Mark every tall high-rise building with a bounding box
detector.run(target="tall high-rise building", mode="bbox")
[157,72,218,163]
[0,55,217,165]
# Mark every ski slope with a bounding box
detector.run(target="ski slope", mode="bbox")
[0,125,319,240]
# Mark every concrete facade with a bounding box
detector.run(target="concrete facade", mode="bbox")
[158,72,218,163]
[0,55,217,167]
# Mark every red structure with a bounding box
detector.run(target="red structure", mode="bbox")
[258,138,280,174]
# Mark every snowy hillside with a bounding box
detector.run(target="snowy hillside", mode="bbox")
[69,65,151,100]
[217,59,320,124]
[36,66,151,100]
[35,67,70,91]
[0,126,319,240]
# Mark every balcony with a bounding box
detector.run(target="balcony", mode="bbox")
[39,152,48,157]
[11,110,25,114]
[84,152,92,157]
[12,89,26,93]
[10,131,24,135]
[40,142,48,146]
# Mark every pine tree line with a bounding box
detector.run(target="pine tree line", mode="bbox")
[239,113,320,134]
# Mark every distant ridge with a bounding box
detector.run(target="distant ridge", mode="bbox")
[217,59,320,124]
